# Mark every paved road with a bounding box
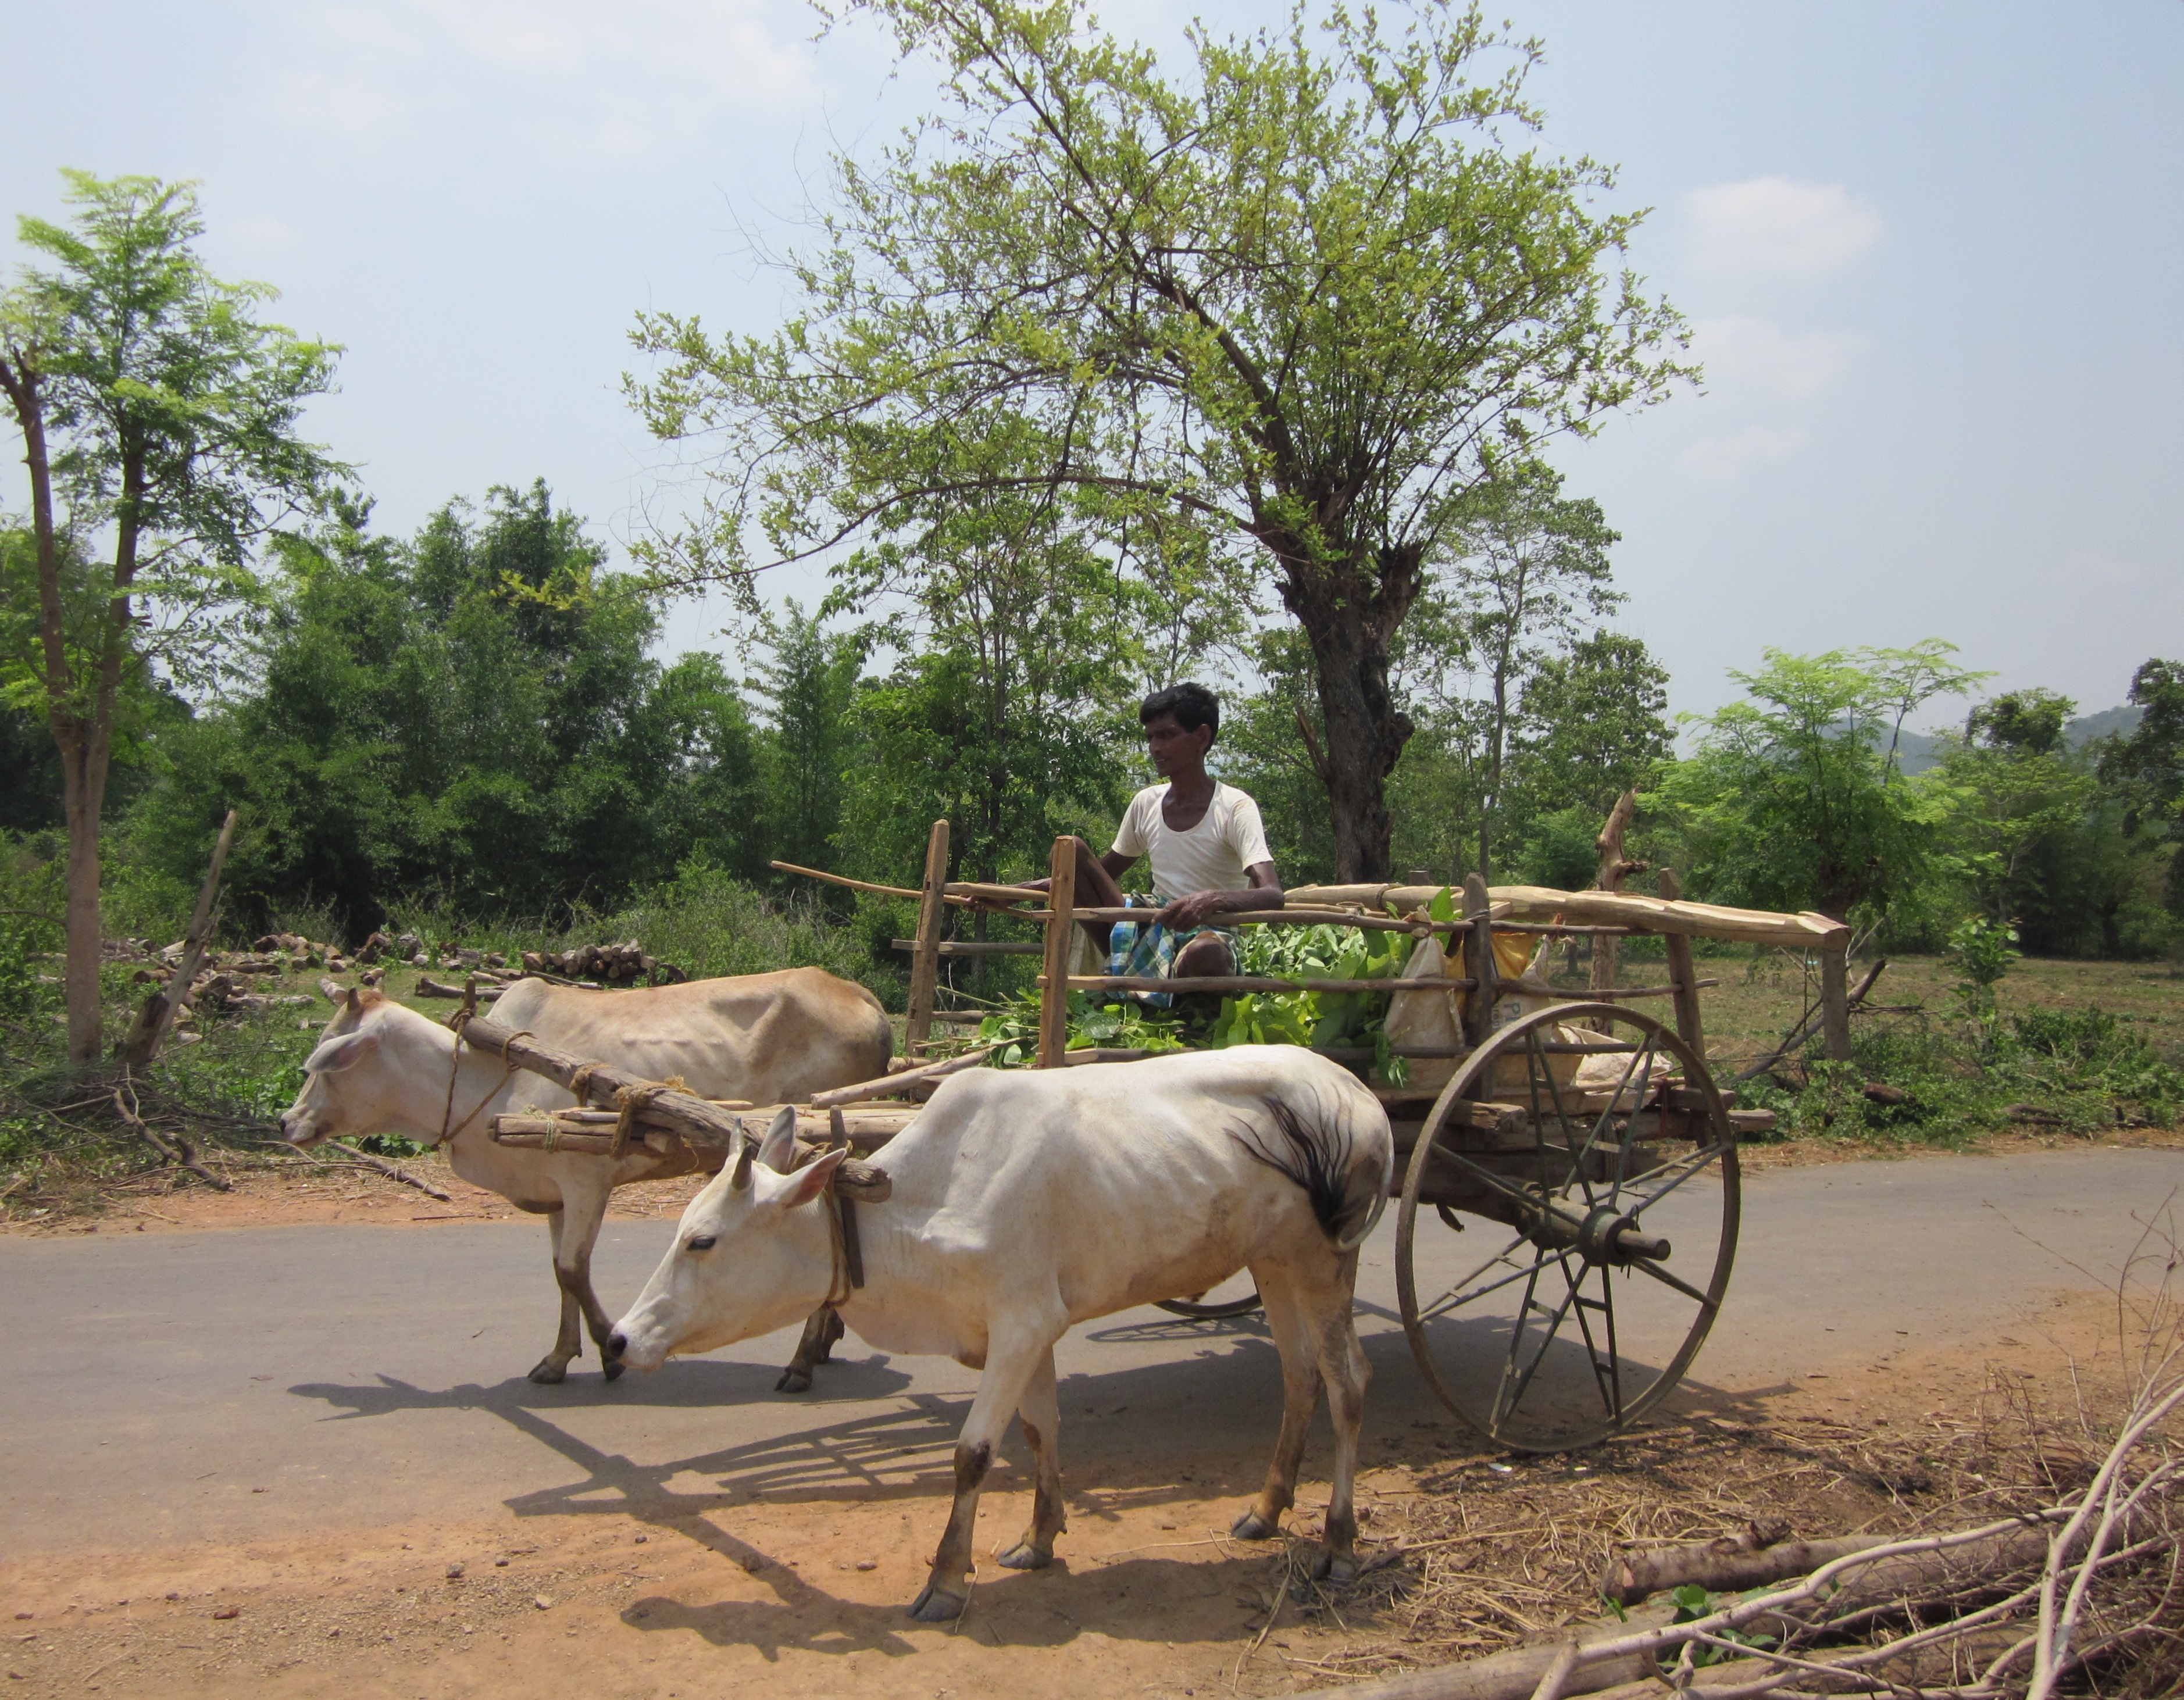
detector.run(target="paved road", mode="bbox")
[4,1147,2175,1558]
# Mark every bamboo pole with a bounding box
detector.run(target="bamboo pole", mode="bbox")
[809,1044,995,1109]
[1037,836,1076,1068]
[904,819,950,1054]
[1654,867,1707,1059]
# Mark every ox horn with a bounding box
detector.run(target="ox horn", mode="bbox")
[730,1134,756,1192]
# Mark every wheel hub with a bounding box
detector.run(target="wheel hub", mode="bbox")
[1525,1198,1671,1266]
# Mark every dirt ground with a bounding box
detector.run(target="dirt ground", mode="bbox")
[1,1176,2168,1700]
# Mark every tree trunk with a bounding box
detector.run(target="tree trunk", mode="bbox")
[1280,544,1422,883]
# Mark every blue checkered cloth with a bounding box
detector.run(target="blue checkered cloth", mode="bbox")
[1105,894,1241,1008]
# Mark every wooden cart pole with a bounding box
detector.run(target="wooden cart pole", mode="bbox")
[1037,835,1077,1068]
[1654,867,1707,1060]
[1819,937,1854,1062]
[1461,872,1495,1048]
[1589,789,1645,1033]
[904,818,950,1055]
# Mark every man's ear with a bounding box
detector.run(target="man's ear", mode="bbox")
[306,1029,379,1074]
[779,1146,846,1211]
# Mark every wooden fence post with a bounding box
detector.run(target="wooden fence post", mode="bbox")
[1589,790,1645,1032]
[1037,835,1077,1068]
[1819,941,1853,1062]
[1654,867,1706,1060]
[1461,872,1494,1048]
[904,819,950,1055]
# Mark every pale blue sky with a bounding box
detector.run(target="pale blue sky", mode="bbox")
[5,1,2179,725]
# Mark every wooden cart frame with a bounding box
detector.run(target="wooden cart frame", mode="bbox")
[487,820,1851,1453]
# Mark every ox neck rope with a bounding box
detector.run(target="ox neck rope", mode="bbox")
[433,1016,534,1151]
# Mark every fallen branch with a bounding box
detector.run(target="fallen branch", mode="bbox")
[110,1077,231,1192]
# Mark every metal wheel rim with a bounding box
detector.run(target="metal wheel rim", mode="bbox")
[1394,1001,1740,1453]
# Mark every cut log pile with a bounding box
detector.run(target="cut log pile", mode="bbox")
[519,941,687,985]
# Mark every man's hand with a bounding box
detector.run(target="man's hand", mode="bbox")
[1158,890,1226,931]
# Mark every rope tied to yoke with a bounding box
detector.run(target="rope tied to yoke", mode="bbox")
[611,1083,673,1160]
[436,1027,535,1150]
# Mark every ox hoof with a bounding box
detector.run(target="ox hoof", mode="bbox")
[1230,1510,1280,1542]
[908,1583,969,1623]
[995,1541,1051,1572]
[600,1359,624,1384]
[529,1359,570,1385]
[775,1368,814,1394]
[1311,1549,1359,1586]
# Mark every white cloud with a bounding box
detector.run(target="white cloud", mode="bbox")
[1679,424,1810,483]
[1690,315,1862,399]
[1686,177,1882,278]
[272,0,816,158]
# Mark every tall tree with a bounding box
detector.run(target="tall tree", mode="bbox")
[1426,463,1620,881]
[747,601,864,878]
[0,172,340,1061]
[624,0,1687,880]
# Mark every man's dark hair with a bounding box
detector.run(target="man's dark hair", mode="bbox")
[1140,681,1220,741]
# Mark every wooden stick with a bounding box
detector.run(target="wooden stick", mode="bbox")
[117,808,237,1068]
[1462,873,1495,1047]
[1654,868,1707,1059]
[1284,881,1849,949]
[1820,941,1854,1062]
[1037,836,1076,1069]
[809,1045,996,1109]
[1071,905,1434,935]
[943,879,1047,904]
[905,819,950,1053]
[1050,974,1476,995]
[891,938,1044,956]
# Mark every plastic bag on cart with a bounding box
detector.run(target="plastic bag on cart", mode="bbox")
[1386,929,1586,1095]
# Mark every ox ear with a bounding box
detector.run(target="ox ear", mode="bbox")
[306,1029,379,1075]
[756,1105,800,1174]
[777,1145,845,1212]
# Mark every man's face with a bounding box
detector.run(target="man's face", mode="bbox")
[1143,712,1212,776]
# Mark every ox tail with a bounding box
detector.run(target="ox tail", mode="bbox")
[1230,1091,1393,1251]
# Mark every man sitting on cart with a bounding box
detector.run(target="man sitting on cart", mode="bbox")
[1036,683,1284,1005]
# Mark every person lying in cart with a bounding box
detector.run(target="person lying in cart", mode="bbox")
[1034,682,1284,1006]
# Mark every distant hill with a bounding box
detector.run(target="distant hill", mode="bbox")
[1886,705,2143,776]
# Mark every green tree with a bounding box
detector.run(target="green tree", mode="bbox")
[1500,630,1672,883]
[0,172,341,1060]
[624,0,1689,881]
[1653,643,1986,923]
[135,484,763,935]
[747,602,863,878]
[2099,659,2184,913]
[826,463,1141,887]
[1935,689,2095,928]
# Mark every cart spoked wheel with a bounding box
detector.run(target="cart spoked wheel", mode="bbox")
[1396,1001,1739,1453]
[1156,1279,1264,1321]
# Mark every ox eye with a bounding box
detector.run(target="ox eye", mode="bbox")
[686,1234,716,1253]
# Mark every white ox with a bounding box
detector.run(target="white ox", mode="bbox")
[280,970,891,1384]
[608,1046,1393,1621]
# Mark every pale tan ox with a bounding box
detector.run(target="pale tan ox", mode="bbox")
[279,971,891,1384]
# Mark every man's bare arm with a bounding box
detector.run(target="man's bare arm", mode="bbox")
[1161,863,1284,931]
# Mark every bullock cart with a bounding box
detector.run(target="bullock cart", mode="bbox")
[472,820,1848,1454]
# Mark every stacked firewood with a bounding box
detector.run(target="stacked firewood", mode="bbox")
[520,941,686,985]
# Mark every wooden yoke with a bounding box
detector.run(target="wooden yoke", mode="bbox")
[1037,835,1077,1068]
[904,819,950,1055]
